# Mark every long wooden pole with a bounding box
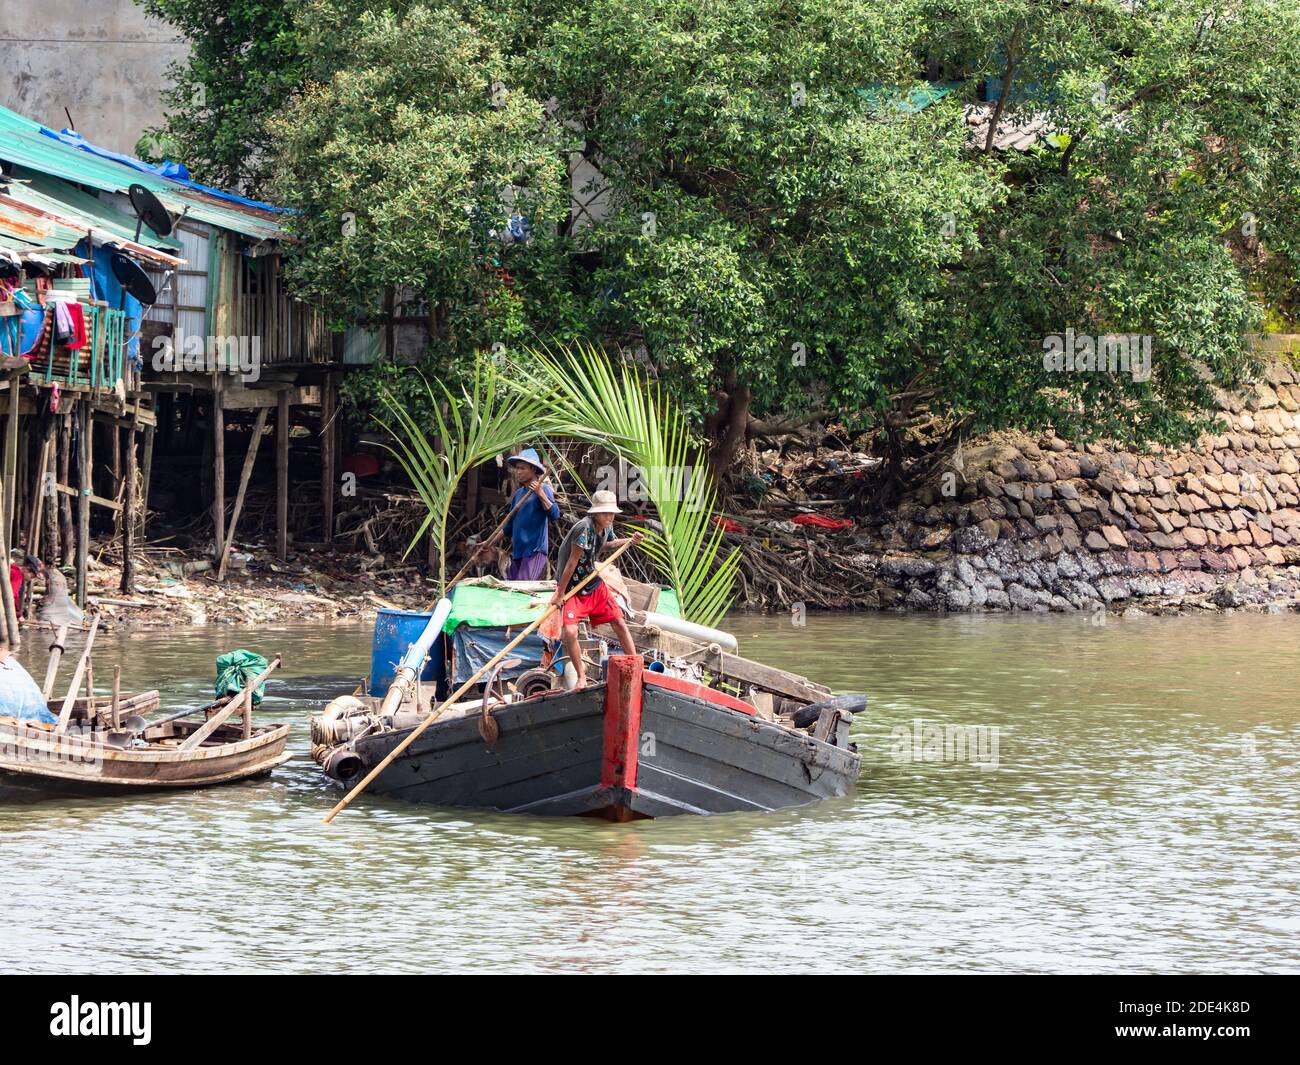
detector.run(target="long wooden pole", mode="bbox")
[120,415,137,594]
[441,476,548,595]
[111,663,121,730]
[76,402,89,609]
[0,434,18,648]
[276,390,289,561]
[216,407,268,581]
[324,537,634,824]
[55,613,100,731]
[211,394,225,559]
[40,623,69,700]
[320,375,335,543]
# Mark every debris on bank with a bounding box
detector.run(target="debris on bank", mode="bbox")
[60,545,437,631]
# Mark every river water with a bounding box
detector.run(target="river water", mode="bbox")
[1,611,1296,974]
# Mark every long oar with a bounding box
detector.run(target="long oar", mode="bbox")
[441,476,550,595]
[325,537,634,824]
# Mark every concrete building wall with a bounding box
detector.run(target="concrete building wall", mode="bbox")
[0,0,187,154]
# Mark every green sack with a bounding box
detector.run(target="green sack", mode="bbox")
[215,649,270,706]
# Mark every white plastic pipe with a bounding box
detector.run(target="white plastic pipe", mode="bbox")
[379,597,453,716]
[641,610,738,652]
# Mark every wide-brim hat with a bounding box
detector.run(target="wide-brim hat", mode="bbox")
[587,490,621,515]
[506,447,545,474]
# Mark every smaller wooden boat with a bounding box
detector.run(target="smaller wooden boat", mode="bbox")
[0,660,290,802]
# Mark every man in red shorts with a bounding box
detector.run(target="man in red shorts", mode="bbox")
[550,490,641,687]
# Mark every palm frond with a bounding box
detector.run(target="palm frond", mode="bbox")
[521,341,739,627]
[377,360,566,593]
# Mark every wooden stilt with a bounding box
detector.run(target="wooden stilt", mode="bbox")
[110,415,122,538]
[120,416,137,594]
[276,389,289,561]
[212,394,225,557]
[0,445,17,648]
[76,402,89,610]
[217,408,268,582]
[4,370,19,551]
[58,411,73,567]
[321,375,335,543]
[140,423,155,532]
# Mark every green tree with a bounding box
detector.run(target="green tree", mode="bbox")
[143,0,1300,488]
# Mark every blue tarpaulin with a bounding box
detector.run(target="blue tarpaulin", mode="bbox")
[40,127,291,214]
[77,238,142,364]
[0,657,56,724]
[451,625,558,686]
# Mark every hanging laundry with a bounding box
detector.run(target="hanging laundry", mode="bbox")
[66,301,88,351]
[51,298,75,345]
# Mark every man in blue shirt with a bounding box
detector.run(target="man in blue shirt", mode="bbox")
[483,447,561,580]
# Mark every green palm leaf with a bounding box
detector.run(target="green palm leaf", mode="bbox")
[522,341,739,627]
[376,359,567,594]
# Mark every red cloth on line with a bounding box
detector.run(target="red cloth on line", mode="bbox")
[66,302,88,351]
[792,513,855,530]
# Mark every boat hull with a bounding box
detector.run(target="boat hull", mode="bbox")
[0,720,292,802]
[337,657,860,818]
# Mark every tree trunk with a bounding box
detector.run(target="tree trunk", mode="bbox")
[708,383,752,488]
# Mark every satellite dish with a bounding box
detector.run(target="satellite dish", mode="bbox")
[111,251,157,305]
[128,183,173,238]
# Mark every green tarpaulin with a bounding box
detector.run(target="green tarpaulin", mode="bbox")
[215,650,270,706]
[444,583,680,633]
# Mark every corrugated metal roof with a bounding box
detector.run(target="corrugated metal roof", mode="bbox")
[0,103,290,242]
[0,180,183,266]
[0,236,88,265]
[963,103,1053,152]
[15,168,182,250]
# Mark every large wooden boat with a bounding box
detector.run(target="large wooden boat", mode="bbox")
[312,579,863,819]
[0,688,291,802]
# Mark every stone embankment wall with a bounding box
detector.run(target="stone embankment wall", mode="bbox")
[873,359,1300,614]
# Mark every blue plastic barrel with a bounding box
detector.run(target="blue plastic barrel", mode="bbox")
[369,609,445,696]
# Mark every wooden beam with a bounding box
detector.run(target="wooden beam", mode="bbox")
[321,374,335,543]
[120,415,137,594]
[277,390,289,561]
[76,402,90,610]
[212,392,225,557]
[54,483,122,513]
[4,368,19,549]
[217,408,268,581]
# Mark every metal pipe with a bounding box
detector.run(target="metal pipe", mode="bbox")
[640,611,738,652]
[377,597,453,719]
